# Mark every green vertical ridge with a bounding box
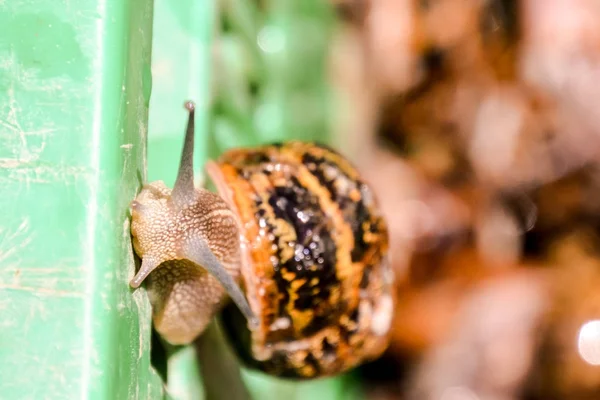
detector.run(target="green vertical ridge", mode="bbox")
[0,0,163,398]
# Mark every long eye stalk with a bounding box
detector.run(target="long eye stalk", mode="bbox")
[183,237,258,329]
[172,101,197,208]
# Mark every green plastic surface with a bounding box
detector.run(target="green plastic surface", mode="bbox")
[2,0,368,398]
[0,0,164,398]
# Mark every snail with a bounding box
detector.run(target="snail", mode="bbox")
[129,101,395,379]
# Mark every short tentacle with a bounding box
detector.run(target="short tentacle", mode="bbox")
[130,256,160,288]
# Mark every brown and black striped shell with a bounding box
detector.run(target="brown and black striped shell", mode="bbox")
[205,141,394,379]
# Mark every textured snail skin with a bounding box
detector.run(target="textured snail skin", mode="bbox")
[207,141,395,379]
[130,182,242,345]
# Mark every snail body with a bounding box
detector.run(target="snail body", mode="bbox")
[130,102,394,378]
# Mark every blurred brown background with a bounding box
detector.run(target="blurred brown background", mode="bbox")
[327,1,600,399]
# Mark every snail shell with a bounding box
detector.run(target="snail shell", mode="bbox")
[206,141,395,379]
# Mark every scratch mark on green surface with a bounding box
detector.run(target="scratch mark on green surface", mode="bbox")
[4,267,84,273]
[0,81,55,168]
[0,165,92,185]
[0,284,84,297]
[0,218,32,265]
[4,84,25,139]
